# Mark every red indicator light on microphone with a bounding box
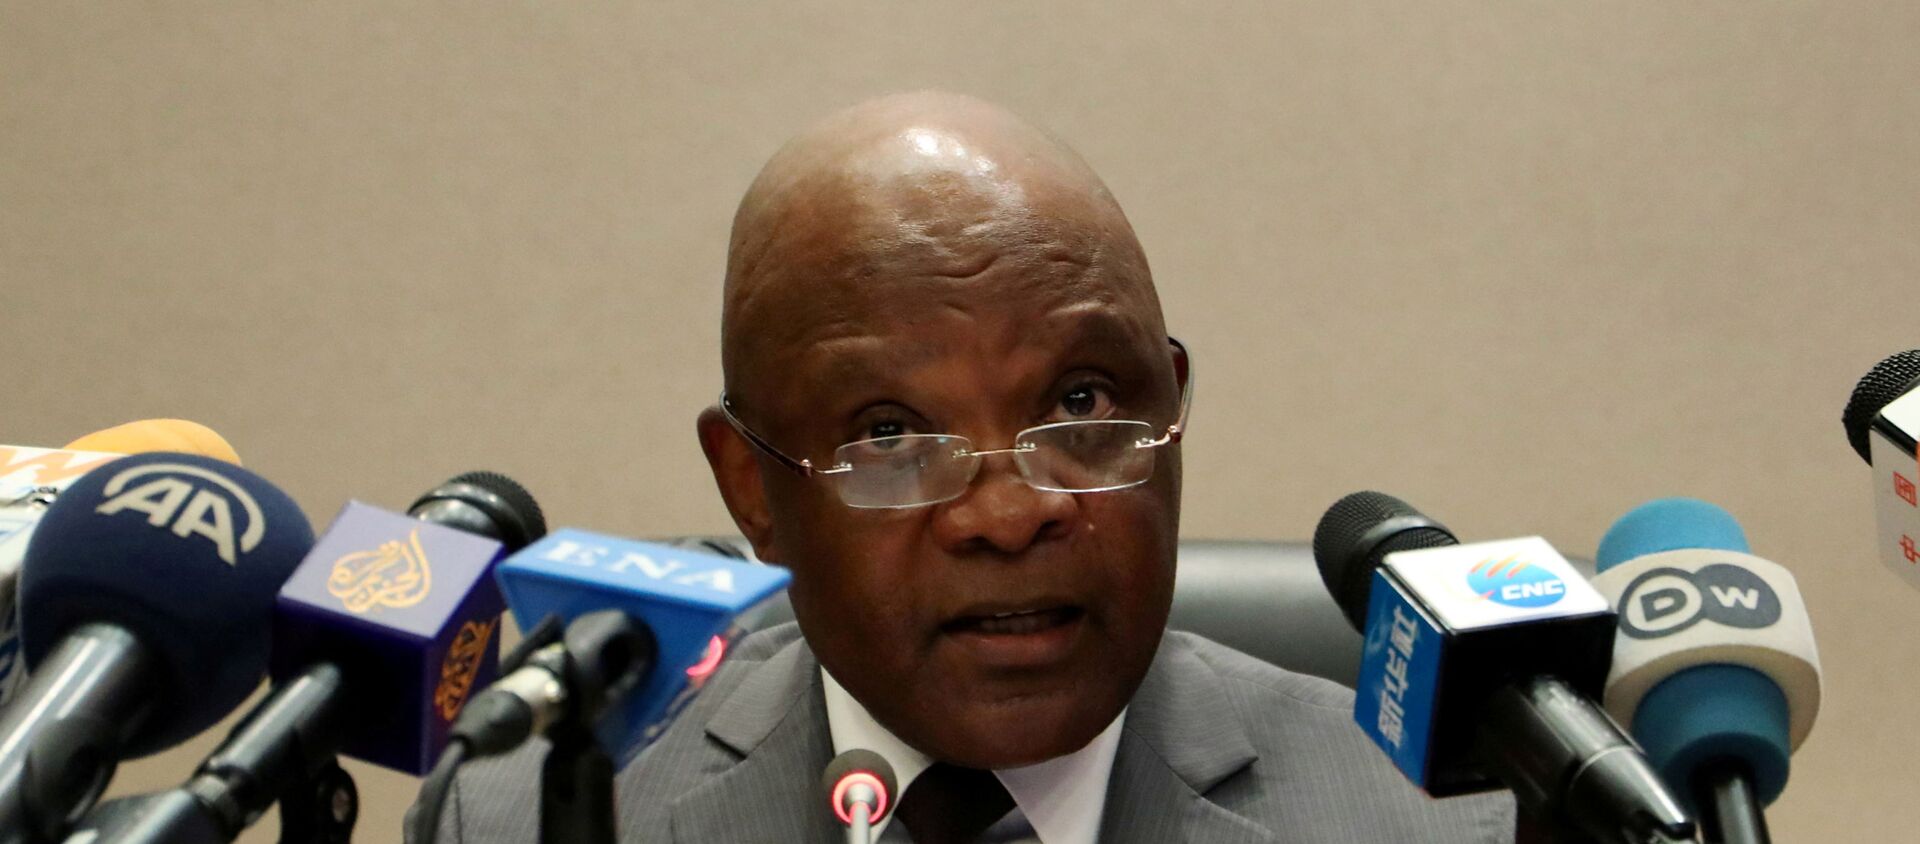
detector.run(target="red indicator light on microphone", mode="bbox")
[830,771,891,825]
[686,635,727,680]
[822,749,897,829]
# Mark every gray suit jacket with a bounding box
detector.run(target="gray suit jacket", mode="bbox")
[433,624,1514,842]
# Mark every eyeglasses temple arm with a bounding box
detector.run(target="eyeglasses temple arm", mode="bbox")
[718,393,826,477]
[1165,336,1193,445]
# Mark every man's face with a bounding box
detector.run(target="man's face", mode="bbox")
[726,240,1184,767]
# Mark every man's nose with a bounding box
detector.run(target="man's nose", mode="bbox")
[930,452,1077,555]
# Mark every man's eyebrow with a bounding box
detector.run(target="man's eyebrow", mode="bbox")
[1050,309,1161,364]
[804,313,1159,383]
[808,340,942,386]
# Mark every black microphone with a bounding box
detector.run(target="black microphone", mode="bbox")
[0,454,315,844]
[1841,350,1920,591]
[1841,349,1920,465]
[62,471,545,844]
[1312,491,1693,844]
[270,471,546,773]
[409,531,790,844]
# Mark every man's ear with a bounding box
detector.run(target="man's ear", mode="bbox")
[697,406,781,563]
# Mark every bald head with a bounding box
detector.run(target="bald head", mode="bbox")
[721,92,1160,399]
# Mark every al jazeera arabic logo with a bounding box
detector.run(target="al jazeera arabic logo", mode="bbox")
[327,528,433,614]
[435,618,497,721]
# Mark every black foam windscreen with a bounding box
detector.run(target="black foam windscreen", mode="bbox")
[1311,491,1457,631]
[408,470,546,551]
[1843,350,1920,464]
[20,452,315,756]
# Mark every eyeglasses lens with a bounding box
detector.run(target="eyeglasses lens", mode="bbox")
[829,421,1158,508]
[1017,420,1157,493]
[831,434,976,509]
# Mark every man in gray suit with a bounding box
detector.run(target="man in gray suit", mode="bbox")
[432,92,1516,842]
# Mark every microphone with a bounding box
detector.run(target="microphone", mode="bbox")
[270,471,546,774]
[1312,491,1693,844]
[822,749,896,844]
[0,420,240,706]
[1841,350,1920,590]
[1593,498,1821,844]
[61,419,242,465]
[487,529,792,767]
[61,471,548,844]
[0,452,313,844]
[409,531,790,844]
[1,445,121,707]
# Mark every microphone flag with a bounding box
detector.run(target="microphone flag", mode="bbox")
[497,529,790,767]
[272,500,507,774]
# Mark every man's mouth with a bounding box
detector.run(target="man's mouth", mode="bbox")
[945,606,1085,636]
[939,605,1087,667]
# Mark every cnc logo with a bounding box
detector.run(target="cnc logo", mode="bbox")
[1618,563,1780,639]
[434,617,497,721]
[95,463,264,565]
[327,529,433,614]
[1466,556,1566,608]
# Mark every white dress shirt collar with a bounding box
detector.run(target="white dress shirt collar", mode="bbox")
[821,667,1125,844]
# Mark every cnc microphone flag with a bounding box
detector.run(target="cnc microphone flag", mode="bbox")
[1314,492,1691,844]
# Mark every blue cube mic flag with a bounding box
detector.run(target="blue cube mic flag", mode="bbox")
[496,529,791,766]
[1314,491,1692,844]
[273,500,511,773]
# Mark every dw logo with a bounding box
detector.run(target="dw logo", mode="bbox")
[1466,556,1567,608]
[93,462,265,565]
[1617,563,1781,639]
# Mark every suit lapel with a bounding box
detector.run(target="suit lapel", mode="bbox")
[1098,634,1274,844]
[666,638,841,844]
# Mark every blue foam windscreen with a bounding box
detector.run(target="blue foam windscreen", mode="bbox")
[1594,496,1792,806]
[20,452,315,756]
[1596,497,1750,572]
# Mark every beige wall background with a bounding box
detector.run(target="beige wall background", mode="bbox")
[4,2,1915,840]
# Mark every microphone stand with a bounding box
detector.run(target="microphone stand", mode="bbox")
[67,664,359,843]
[535,611,653,844]
[539,723,616,844]
[1695,760,1771,844]
[411,611,648,844]
[1476,676,1694,844]
[844,784,877,844]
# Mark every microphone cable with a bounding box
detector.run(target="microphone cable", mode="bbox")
[410,613,565,844]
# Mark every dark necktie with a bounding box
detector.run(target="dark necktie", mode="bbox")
[892,763,1018,844]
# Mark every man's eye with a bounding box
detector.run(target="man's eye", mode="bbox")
[1054,384,1113,420]
[841,419,936,462]
[865,420,909,440]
